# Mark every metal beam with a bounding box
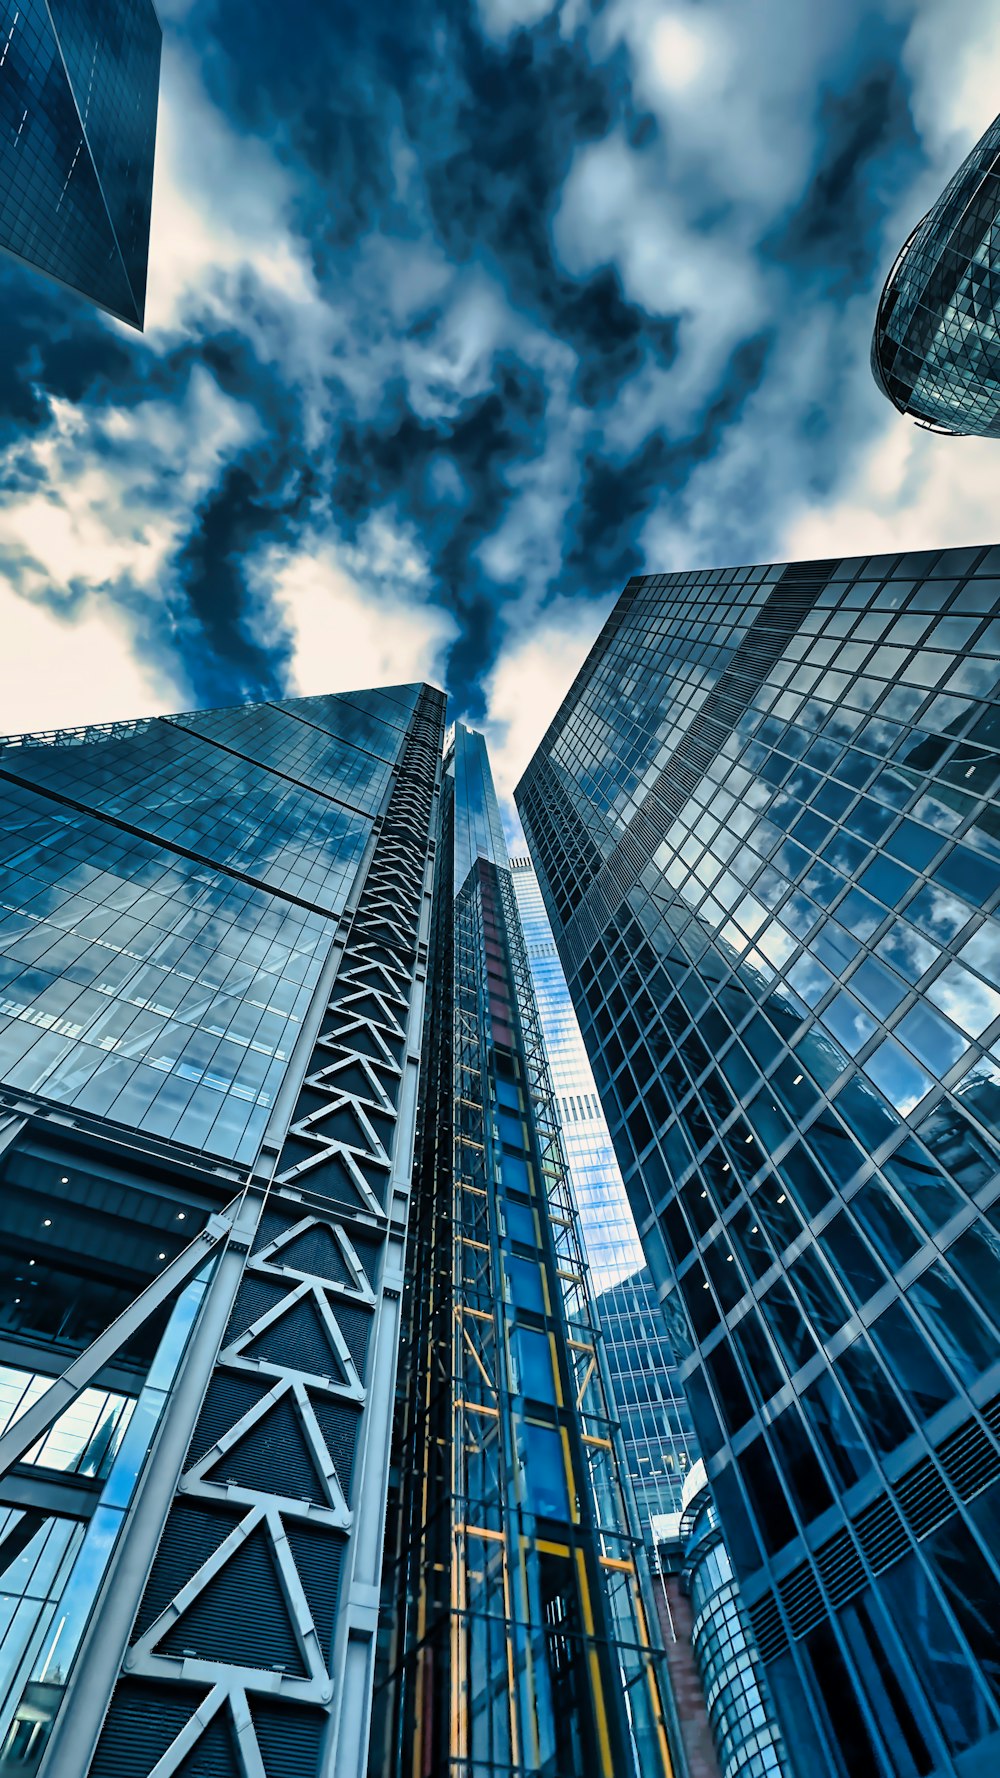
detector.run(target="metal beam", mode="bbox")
[0,1199,244,1482]
[40,1183,267,1778]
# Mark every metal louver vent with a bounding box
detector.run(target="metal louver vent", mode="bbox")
[244,1296,347,1382]
[894,1457,954,1538]
[188,1372,269,1467]
[813,1528,866,1608]
[937,1415,1000,1501]
[778,1562,825,1639]
[276,1223,354,1286]
[250,1702,327,1778]
[852,1494,908,1574]
[332,1302,373,1378]
[160,1525,307,1675]
[747,1592,787,1664]
[89,1681,206,1778]
[171,1709,241,1777]
[134,1503,236,1638]
[210,1394,327,1504]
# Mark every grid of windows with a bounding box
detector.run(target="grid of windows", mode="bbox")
[0,0,160,324]
[517,546,1000,1778]
[872,108,1000,437]
[513,857,696,1525]
[0,690,416,1166]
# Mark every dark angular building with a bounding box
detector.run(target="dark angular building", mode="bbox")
[872,110,1000,435]
[517,548,1000,1778]
[375,724,677,1778]
[0,685,446,1775]
[0,0,160,326]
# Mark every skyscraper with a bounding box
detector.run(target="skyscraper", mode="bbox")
[0,685,446,1776]
[872,109,1000,436]
[517,547,1000,1778]
[0,0,160,326]
[511,856,785,1778]
[511,855,695,1527]
[376,724,676,1778]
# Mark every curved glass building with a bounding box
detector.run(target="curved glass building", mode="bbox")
[679,1463,788,1778]
[872,110,1000,435]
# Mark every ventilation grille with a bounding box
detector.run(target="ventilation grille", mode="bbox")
[813,1527,866,1608]
[894,1456,954,1539]
[937,1415,999,1500]
[747,1392,1000,1666]
[853,1493,908,1575]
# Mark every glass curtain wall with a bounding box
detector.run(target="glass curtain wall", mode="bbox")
[379,725,676,1778]
[511,857,695,1525]
[517,546,1000,1778]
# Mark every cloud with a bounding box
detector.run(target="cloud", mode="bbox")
[0,589,177,737]
[2,0,1000,763]
[253,537,459,697]
[483,595,614,840]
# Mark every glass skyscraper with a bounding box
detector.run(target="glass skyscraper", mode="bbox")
[0,685,446,1776]
[517,546,1000,1778]
[511,855,695,1527]
[376,723,676,1778]
[872,108,1000,436]
[0,0,160,326]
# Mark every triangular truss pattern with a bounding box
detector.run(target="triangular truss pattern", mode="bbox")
[185,1381,353,1524]
[91,691,444,1778]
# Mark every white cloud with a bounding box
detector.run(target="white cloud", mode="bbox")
[0,590,177,737]
[145,45,314,334]
[553,127,769,429]
[0,368,256,607]
[252,536,458,698]
[783,423,1000,564]
[483,596,614,839]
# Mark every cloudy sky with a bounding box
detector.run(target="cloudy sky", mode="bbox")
[2,0,999,826]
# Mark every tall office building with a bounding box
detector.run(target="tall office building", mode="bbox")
[376,725,675,1778]
[0,0,160,326]
[872,109,1000,436]
[511,856,695,1527]
[518,547,1000,1778]
[509,859,782,1778]
[0,684,446,1776]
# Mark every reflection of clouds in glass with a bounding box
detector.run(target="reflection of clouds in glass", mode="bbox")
[954,1057,1000,1141]
[908,884,973,943]
[959,922,1000,982]
[851,958,907,1019]
[864,1039,933,1118]
[756,921,797,969]
[876,923,939,984]
[894,1004,967,1076]
[823,993,876,1057]
[927,962,1000,1040]
[789,955,832,1007]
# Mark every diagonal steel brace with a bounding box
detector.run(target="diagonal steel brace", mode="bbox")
[0,1197,246,1482]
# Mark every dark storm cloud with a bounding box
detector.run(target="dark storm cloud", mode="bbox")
[0,0,950,726]
[768,64,921,295]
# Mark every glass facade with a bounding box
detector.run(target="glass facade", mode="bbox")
[0,683,447,1778]
[517,547,1000,1778]
[0,0,160,325]
[511,856,695,1526]
[0,690,415,1168]
[377,725,676,1778]
[872,108,1000,436]
[676,1462,789,1778]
